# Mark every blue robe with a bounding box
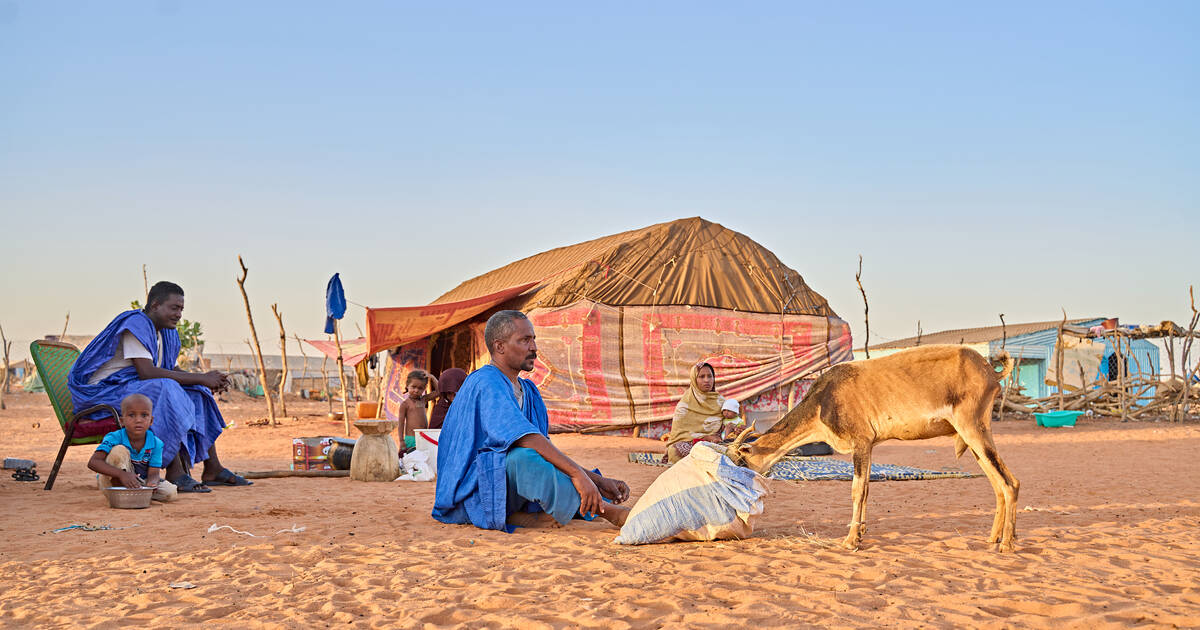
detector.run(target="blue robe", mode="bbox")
[432,364,551,531]
[68,310,225,466]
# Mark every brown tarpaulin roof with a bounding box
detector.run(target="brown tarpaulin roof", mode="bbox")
[365,282,537,354]
[432,217,839,317]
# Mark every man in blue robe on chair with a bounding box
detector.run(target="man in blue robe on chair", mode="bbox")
[433,310,631,531]
[68,281,251,493]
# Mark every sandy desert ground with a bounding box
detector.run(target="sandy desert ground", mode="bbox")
[1,390,1199,629]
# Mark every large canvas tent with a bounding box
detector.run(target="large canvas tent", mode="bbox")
[373,217,853,433]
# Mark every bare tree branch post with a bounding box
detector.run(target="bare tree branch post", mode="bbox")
[915,320,923,346]
[998,350,1025,421]
[1000,313,1007,350]
[271,303,288,423]
[856,255,870,359]
[293,334,309,382]
[236,256,276,425]
[0,323,10,410]
[333,320,351,436]
[142,264,149,302]
[60,311,70,342]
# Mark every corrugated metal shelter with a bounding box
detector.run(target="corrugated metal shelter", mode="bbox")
[860,317,1160,399]
[374,217,854,433]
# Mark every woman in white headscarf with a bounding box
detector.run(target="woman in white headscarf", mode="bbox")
[663,362,741,463]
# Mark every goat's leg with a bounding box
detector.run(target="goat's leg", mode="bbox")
[992,448,1020,543]
[842,447,872,550]
[957,427,1019,552]
[967,447,1007,544]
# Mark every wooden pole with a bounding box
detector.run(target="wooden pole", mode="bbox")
[320,340,331,414]
[60,311,69,342]
[271,304,288,422]
[1179,286,1198,420]
[1114,331,1127,422]
[242,469,349,479]
[142,264,149,302]
[375,352,388,420]
[236,256,277,424]
[334,320,350,436]
[1055,310,1066,410]
[0,323,10,410]
[855,255,870,359]
[1164,328,1178,421]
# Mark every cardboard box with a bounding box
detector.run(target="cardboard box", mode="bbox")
[292,437,335,471]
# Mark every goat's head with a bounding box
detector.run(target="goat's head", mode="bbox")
[724,426,758,467]
[725,411,812,474]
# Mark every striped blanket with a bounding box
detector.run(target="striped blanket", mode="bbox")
[626,451,980,481]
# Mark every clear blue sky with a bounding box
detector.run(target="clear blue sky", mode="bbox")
[2,1,1197,361]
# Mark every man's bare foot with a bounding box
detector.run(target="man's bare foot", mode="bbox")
[507,511,563,529]
[599,505,631,528]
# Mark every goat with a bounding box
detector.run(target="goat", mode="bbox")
[726,345,1020,552]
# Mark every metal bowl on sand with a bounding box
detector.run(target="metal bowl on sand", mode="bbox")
[103,486,155,509]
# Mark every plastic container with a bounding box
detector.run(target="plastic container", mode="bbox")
[103,486,154,509]
[1034,410,1084,427]
[356,401,379,418]
[412,429,441,476]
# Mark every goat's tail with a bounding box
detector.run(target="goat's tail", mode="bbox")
[990,350,1015,383]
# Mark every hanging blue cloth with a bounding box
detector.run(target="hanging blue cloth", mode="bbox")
[324,273,346,334]
[68,310,225,466]
[432,364,551,532]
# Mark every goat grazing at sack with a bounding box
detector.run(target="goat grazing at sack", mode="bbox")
[726,345,1020,552]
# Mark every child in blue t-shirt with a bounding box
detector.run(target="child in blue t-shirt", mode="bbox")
[88,393,178,502]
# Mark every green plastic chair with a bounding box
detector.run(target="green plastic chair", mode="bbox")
[29,340,122,490]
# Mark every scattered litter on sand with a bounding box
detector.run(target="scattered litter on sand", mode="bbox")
[169,582,196,589]
[207,523,306,538]
[1022,505,1077,515]
[49,523,141,534]
[395,451,435,481]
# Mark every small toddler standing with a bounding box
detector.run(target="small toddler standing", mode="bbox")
[397,370,438,454]
[88,393,178,502]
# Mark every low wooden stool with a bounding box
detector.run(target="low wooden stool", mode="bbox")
[349,419,400,482]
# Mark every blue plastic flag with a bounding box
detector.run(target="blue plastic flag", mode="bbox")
[324,273,346,334]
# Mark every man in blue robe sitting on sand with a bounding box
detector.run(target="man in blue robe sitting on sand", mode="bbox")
[433,310,631,531]
[69,281,251,493]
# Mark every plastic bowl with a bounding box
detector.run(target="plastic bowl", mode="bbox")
[103,486,154,509]
[1034,410,1084,427]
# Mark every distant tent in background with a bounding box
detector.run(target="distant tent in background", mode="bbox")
[371,217,854,435]
[304,337,370,368]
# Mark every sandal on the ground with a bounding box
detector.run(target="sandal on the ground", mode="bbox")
[176,475,211,493]
[207,468,253,487]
